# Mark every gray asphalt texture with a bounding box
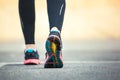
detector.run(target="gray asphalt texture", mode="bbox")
[0,41,120,80]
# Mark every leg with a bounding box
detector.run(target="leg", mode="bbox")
[44,0,66,68]
[19,0,35,48]
[47,0,66,32]
[19,0,40,65]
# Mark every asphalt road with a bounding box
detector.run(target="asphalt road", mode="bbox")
[0,41,120,80]
[0,61,120,80]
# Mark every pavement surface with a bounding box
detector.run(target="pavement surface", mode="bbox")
[0,41,120,80]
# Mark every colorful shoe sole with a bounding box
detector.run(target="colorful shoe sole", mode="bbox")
[44,35,63,68]
[24,59,40,65]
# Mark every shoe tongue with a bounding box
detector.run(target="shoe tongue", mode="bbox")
[27,49,34,53]
[25,48,36,53]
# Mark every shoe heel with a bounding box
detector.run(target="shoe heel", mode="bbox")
[44,55,63,68]
[45,36,63,68]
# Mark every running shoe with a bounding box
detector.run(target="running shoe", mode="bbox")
[44,31,63,68]
[24,48,40,65]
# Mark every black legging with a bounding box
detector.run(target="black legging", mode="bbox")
[19,0,66,44]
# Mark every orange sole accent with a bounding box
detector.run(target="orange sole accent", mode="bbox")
[24,59,40,65]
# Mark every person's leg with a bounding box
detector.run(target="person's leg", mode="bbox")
[19,0,36,49]
[44,0,66,68]
[47,0,66,32]
[19,0,40,65]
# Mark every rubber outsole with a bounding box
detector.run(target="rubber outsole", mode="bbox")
[44,35,63,68]
[24,59,40,65]
[44,55,63,68]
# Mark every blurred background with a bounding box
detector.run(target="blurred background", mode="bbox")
[0,0,120,62]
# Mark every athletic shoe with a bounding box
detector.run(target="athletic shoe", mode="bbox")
[24,48,40,65]
[44,31,63,68]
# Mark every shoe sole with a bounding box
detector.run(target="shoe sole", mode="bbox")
[44,35,63,68]
[24,59,40,65]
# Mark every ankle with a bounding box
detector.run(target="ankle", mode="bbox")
[50,27,60,33]
[25,44,36,50]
